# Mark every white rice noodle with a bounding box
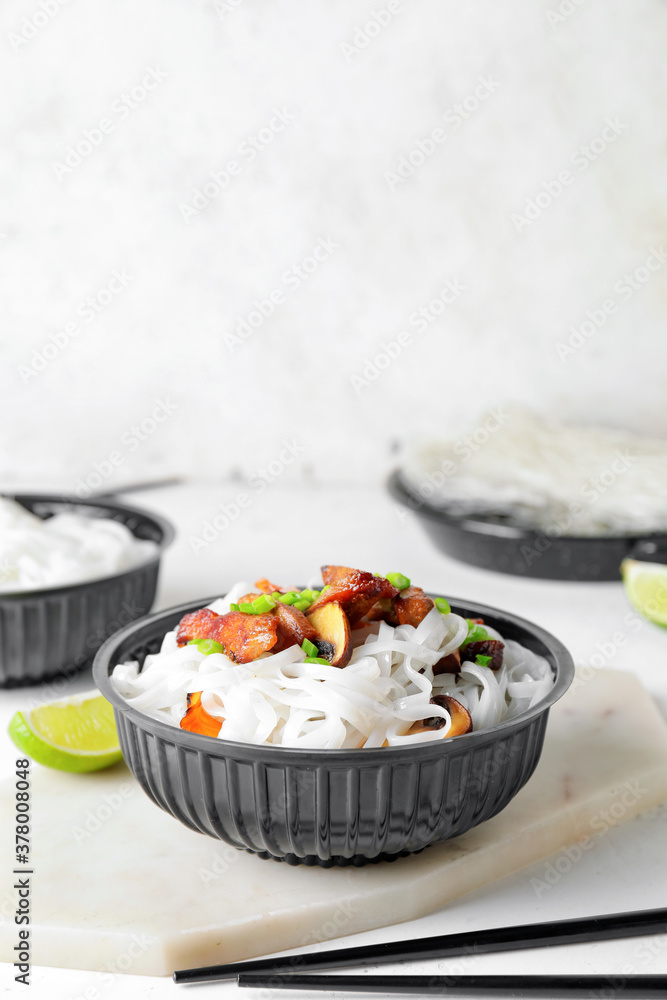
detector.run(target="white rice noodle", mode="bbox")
[402,408,667,535]
[0,497,157,593]
[112,596,555,749]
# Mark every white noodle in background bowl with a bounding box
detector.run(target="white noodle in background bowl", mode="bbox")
[390,410,667,581]
[0,494,174,686]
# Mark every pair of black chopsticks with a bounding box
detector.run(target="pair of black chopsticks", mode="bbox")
[173,907,666,995]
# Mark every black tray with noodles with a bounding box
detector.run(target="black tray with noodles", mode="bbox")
[388,471,667,582]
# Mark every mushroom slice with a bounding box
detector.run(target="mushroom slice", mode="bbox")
[180,692,222,738]
[274,602,318,646]
[422,694,472,737]
[307,601,352,668]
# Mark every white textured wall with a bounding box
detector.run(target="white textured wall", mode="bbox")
[2,0,666,492]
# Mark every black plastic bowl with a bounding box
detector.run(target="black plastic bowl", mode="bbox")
[388,471,667,582]
[0,494,174,687]
[93,595,574,867]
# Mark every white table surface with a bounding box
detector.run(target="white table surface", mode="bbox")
[1,483,666,998]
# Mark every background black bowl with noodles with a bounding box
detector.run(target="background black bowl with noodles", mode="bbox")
[94,593,574,868]
[0,494,174,687]
[388,470,667,582]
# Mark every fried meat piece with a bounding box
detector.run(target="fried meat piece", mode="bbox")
[461,639,504,671]
[309,566,399,625]
[176,607,278,663]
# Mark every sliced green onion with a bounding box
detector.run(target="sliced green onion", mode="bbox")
[386,572,411,590]
[279,591,300,605]
[196,639,225,656]
[229,603,240,612]
[293,599,311,612]
[462,619,490,646]
[304,656,330,665]
[271,591,282,599]
[252,594,277,614]
[475,654,492,667]
[434,597,451,614]
[309,590,322,600]
[238,602,257,614]
[299,589,317,602]
[301,638,318,658]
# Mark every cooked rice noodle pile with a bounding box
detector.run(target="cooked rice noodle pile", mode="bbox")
[112,582,554,749]
[401,408,667,535]
[0,497,157,592]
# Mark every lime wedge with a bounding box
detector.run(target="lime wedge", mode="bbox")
[621,558,667,628]
[8,691,122,772]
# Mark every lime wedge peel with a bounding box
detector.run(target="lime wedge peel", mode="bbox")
[621,558,667,628]
[8,691,122,773]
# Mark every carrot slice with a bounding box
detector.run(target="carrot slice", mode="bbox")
[180,691,222,738]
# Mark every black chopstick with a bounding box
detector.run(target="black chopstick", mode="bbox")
[172,907,667,983]
[2,477,185,505]
[237,973,666,997]
[89,476,185,498]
